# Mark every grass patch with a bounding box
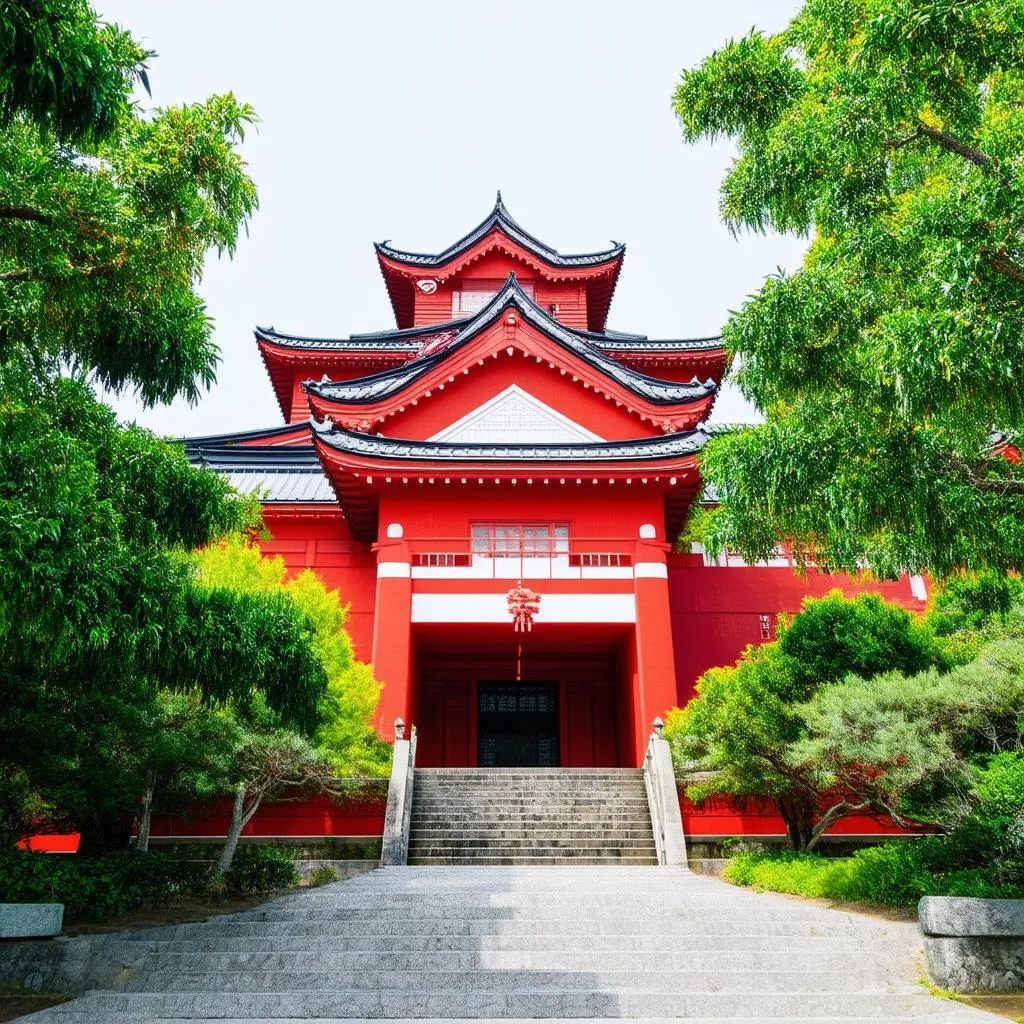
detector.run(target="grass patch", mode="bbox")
[724,840,1024,907]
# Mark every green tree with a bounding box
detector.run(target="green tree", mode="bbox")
[215,718,335,876]
[134,690,242,853]
[792,632,1024,863]
[666,590,940,849]
[0,1,326,851]
[192,538,390,777]
[673,0,1024,577]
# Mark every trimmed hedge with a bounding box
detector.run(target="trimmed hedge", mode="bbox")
[0,847,298,920]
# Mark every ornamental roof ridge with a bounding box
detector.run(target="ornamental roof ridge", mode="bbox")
[374,192,625,270]
[311,416,709,463]
[302,274,719,407]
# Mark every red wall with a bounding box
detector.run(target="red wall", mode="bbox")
[667,554,926,705]
[379,488,668,546]
[680,790,913,839]
[260,509,377,661]
[150,794,386,840]
[388,357,654,441]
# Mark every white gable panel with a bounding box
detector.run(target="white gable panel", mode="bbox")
[429,385,604,443]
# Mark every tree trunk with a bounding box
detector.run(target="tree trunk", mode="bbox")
[217,785,247,876]
[136,778,155,853]
[216,785,266,876]
[776,795,814,851]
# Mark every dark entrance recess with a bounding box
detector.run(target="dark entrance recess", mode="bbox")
[477,682,560,767]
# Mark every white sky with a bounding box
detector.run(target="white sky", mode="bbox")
[100,0,807,437]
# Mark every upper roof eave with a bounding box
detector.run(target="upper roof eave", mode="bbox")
[255,321,465,353]
[374,193,625,274]
[312,419,709,465]
[302,275,719,408]
[180,422,313,448]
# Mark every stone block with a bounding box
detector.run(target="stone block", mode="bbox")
[919,896,1024,937]
[924,935,1024,993]
[0,903,63,938]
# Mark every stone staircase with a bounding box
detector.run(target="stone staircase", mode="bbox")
[408,767,659,866]
[17,866,999,1022]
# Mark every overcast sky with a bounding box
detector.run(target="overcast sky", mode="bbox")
[99,0,807,437]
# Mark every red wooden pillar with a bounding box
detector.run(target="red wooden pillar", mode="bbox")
[631,525,677,766]
[371,523,413,736]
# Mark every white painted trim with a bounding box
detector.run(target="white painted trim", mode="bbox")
[638,523,657,539]
[428,385,604,443]
[411,557,633,581]
[910,575,928,601]
[385,523,404,539]
[410,592,636,623]
[634,562,668,579]
[377,561,411,578]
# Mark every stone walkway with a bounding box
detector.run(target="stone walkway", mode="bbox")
[15,866,1003,1022]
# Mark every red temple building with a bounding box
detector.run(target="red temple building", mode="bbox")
[174,197,926,841]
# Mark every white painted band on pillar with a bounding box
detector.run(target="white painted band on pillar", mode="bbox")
[634,562,669,579]
[910,574,928,601]
[377,561,411,578]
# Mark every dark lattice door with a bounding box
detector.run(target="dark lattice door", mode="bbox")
[477,682,560,767]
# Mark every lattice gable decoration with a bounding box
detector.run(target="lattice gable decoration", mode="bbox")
[428,386,604,444]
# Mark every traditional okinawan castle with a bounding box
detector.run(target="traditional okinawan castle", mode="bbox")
[186,196,924,782]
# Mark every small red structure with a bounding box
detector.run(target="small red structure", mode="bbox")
[177,197,926,839]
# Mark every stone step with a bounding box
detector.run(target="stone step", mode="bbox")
[106,932,912,955]
[20,988,963,1020]
[406,841,658,854]
[407,856,661,867]
[131,916,902,939]
[132,948,906,974]
[407,827,655,835]
[118,968,897,994]
[24,1017,984,1024]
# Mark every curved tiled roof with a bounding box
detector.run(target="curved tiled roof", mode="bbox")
[313,419,708,463]
[184,442,335,503]
[303,276,718,407]
[256,320,723,356]
[256,323,455,353]
[375,193,624,270]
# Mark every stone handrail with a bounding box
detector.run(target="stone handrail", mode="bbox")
[380,718,417,866]
[642,717,688,867]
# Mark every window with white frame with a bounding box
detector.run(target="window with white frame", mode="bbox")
[452,280,534,316]
[470,523,569,557]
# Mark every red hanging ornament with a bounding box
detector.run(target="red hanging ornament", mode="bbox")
[506,579,541,633]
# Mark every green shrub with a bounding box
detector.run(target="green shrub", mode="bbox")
[222,846,298,896]
[0,850,212,919]
[724,839,1024,907]
[307,865,339,887]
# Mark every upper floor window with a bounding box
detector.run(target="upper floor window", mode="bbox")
[471,522,569,557]
[453,280,534,316]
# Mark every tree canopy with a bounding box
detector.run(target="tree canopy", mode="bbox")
[0,0,327,851]
[666,590,947,848]
[674,0,1024,577]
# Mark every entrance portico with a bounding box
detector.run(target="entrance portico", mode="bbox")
[410,622,636,768]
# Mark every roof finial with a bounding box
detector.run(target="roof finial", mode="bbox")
[495,189,504,210]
